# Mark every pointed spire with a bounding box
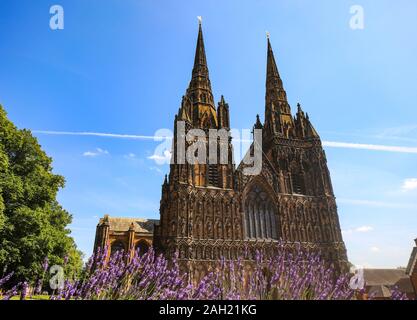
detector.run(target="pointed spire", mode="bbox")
[217,95,230,129]
[266,36,287,102]
[296,103,305,120]
[266,37,281,83]
[264,35,292,137]
[192,18,208,79]
[184,18,216,128]
[185,18,214,107]
[295,103,305,138]
[254,114,263,129]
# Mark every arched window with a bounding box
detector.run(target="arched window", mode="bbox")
[244,185,278,240]
[111,241,125,255]
[291,173,306,195]
[135,240,149,255]
[207,164,218,187]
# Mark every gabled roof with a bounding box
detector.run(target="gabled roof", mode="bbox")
[363,269,414,295]
[99,216,159,234]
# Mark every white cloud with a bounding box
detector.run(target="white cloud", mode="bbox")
[148,150,172,165]
[370,246,381,253]
[124,153,136,159]
[34,130,169,141]
[342,226,374,235]
[338,198,417,209]
[33,131,417,154]
[355,226,374,233]
[83,148,109,157]
[322,141,417,154]
[401,178,417,192]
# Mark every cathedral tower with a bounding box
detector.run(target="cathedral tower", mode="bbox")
[153,23,348,276]
[235,36,347,270]
[154,22,241,278]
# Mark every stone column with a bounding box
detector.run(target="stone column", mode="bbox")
[128,222,136,260]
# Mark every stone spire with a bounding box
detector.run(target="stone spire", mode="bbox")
[185,18,215,111]
[254,114,263,129]
[266,37,288,104]
[217,95,230,129]
[264,36,293,136]
[192,20,208,79]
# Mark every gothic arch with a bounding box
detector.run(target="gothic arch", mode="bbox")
[135,240,150,255]
[242,177,279,240]
[110,240,125,255]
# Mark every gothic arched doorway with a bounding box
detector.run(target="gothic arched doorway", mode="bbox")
[110,241,125,255]
[135,240,150,255]
[244,184,278,240]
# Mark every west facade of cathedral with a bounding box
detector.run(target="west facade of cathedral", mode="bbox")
[95,23,349,276]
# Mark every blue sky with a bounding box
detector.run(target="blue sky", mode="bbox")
[0,0,416,268]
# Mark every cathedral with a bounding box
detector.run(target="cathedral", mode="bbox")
[95,21,349,276]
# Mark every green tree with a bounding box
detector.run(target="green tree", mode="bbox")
[0,104,82,285]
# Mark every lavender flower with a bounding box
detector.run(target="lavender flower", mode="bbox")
[4,242,411,301]
[0,272,14,288]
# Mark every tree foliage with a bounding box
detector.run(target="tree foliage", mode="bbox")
[0,104,82,284]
